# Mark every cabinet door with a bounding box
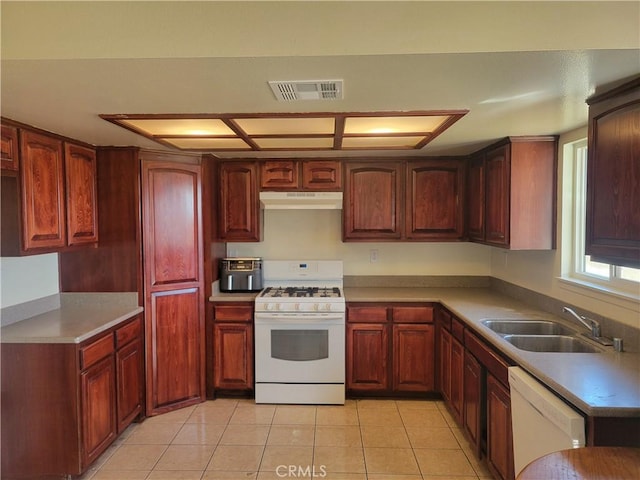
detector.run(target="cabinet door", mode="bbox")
[64,143,98,246]
[487,374,514,480]
[463,350,483,457]
[116,338,143,433]
[81,356,117,468]
[148,289,203,412]
[450,336,465,424]
[346,323,389,391]
[586,84,640,267]
[261,160,298,189]
[219,161,260,241]
[214,322,253,390]
[1,124,19,171]
[302,160,342,190]
[438,326,452,402]
[20,130,66,250]
[406,159,465,240]
[392,324,434,392]
[343,162,402,240]
[485,145,510,246]
[142,159,204,414]
[467,154,485,241]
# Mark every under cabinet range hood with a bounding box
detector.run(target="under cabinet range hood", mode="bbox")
[259,191,343,210]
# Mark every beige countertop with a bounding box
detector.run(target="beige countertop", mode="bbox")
[1,293,143,344]
[209,286,640,416]
[345,287,640,418]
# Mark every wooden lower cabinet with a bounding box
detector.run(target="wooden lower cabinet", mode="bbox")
[449,335,465,423]
[438,308,515,480]
[116,331,144,432]
[392,323,435,391]
[211,302,254,394]
[437,308,463,422]
[214,323,254,390]
[0,315,143,479]
[347,323,390,392]
[148,289,203,411]
[81,355,117,467]
[346,303,435,395]
[463,350,484,457]
[438,325,452,402]
[487,373,514,480]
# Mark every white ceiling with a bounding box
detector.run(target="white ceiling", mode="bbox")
[2,1,639,158]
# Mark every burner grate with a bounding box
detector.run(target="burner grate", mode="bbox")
[260,286,341,298]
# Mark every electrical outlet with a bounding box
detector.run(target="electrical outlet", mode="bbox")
[370,249,379,263]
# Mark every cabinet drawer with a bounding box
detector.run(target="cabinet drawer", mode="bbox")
[116,316,142,348]
[347,306,388,323]
[392,306,433,323]
[214,304,253,322]
[464,329,511,386]
[80,334,115,370]
[451,316,465,342]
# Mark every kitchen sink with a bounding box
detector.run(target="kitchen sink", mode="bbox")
[481,319,576,336]
[502,334,602,353]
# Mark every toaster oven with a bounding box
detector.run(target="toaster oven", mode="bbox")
[220,257,263,292]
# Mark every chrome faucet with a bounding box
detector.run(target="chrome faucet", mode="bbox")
[563,306,600,336]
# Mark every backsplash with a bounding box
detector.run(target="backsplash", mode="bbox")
[344,275,490,288]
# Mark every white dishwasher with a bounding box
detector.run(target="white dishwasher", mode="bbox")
[508,366,586,476]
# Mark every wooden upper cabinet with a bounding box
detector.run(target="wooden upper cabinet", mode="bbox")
[301,160,341,190]
[485,144,510,246]
[467,154,485,242]
[65,143,98,246]
[260,160,298,189]
[586,78,640,268]
[469,136,557,250]
[1,123,98,255]
[20,130,67,250]
[1,124,19,171]
[343,161,402,240]
[406,159,465,240]
[260,159,341,191]
[219,161,261,241]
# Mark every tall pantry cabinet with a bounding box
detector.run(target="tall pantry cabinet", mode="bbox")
[60,148,207,415]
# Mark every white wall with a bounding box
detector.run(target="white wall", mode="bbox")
[228,209,492,276]
[490,127,640,328]
[0,254,60,308]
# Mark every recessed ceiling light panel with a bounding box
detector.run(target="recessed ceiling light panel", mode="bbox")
[100,110,468,153]
[268,80,344,101]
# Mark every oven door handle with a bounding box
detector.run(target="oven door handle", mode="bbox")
[255,314,345,323]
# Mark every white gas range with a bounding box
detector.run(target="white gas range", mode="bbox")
[254,260,345,405]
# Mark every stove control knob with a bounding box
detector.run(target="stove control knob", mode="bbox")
[313,303,320,311]
[275,303,282,311]
[295,303,300,311]
[324,303,332,311]
[265,303,273,311]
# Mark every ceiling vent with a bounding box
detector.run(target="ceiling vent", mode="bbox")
[269,80,343,101]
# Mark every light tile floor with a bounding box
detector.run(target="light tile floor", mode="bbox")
[80,399,496,480]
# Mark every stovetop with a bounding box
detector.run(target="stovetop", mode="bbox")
[254,260,345,313]
[259,286,342,299]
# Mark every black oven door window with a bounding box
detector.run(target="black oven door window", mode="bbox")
[271,329,329,361]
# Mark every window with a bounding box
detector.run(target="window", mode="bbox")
[569,139,640,294]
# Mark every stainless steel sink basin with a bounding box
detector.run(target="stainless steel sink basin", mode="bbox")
[481,319,576,336]
[503,334,602,353]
